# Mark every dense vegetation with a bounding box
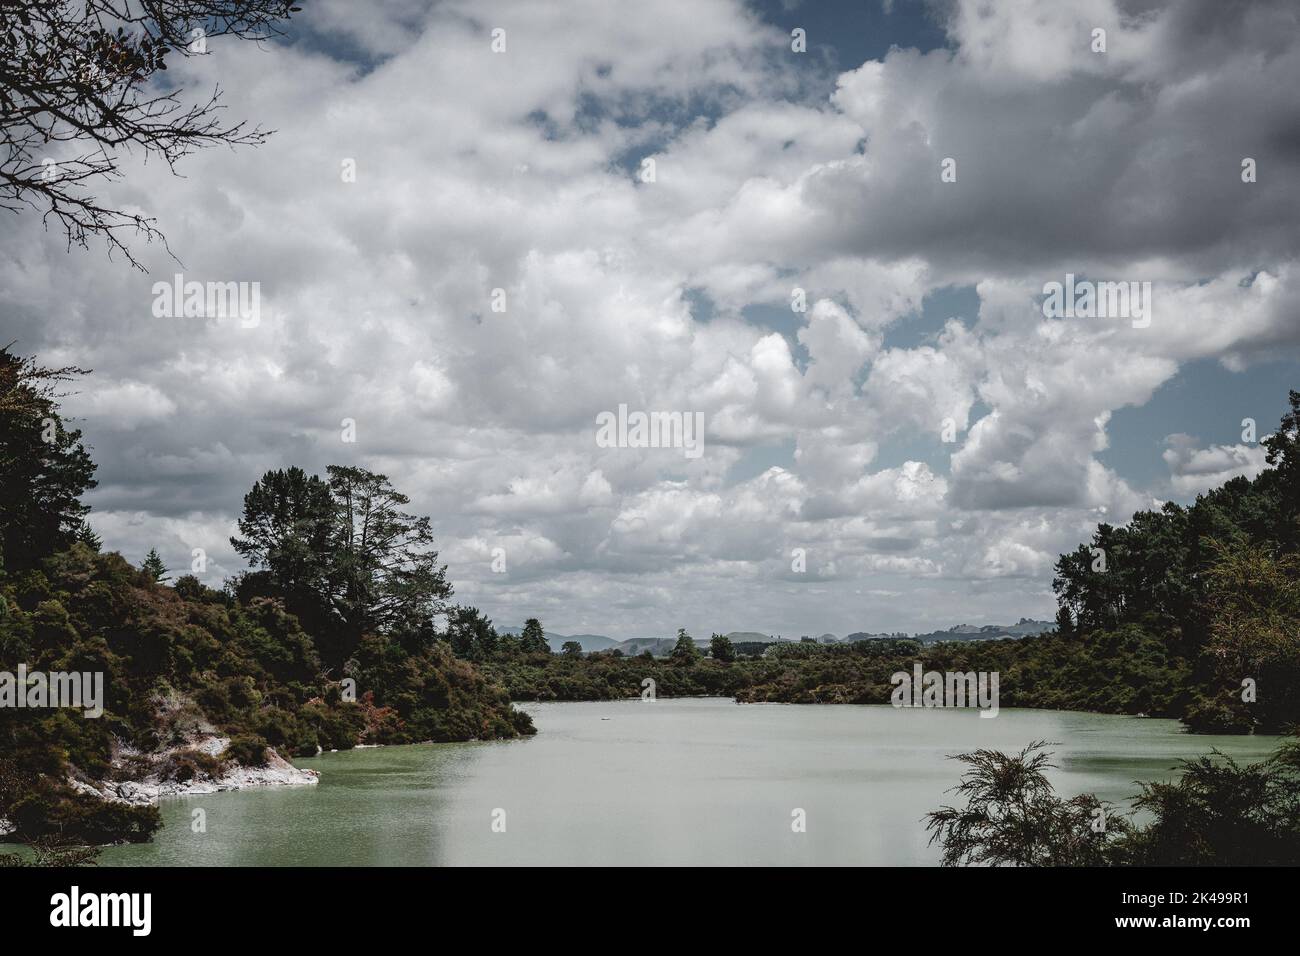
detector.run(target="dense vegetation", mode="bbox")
[481,626,1195,718]
[926,739,1300,866]
[1048,393,1300,733]
[0,349,532,855]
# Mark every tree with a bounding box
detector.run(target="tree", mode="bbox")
[1263,389,1300,482]
[140,547,168,582]
[1122,743,1300,866]
[518,618,549,655]
[1054,606,1074,638]
[926,742,1133,866]
[230,466,333,596]
[230,465,453,662]
[709,632,735,662]
[0,0,305,267]
[0,347,97,570]
[1198,540,1300,732]
[561,640,583,658]
[670,627,699,663]
[74,521,101,552]
[446,606,497,661]
[323,465,451,645]
[927,740,1300,866]
[1262,389,1300,544]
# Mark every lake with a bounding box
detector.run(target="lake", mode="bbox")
[100,699,1282,866]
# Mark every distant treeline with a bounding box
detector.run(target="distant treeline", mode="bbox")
[480,392,1300,736]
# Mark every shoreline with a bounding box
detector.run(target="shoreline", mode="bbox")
[71,733,320,810]
[70,755,319,808]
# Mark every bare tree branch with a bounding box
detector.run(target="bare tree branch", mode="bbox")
[0,0,304,268]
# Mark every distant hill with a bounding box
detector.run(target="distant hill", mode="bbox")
[843,619,1054,644]
[498,619,1053,655]
[915,618,1054,643]
[616,637,673,656]
[498,626,621,653]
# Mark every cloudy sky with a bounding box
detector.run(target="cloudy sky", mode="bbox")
[4,0,1299,640]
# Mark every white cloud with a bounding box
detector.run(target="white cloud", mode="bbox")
[1163,434,1270,496]
[5,0,1297,639]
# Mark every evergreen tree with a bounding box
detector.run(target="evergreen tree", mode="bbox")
[324,465,452,645]
[671,627,699,663]
[1054,606,1074,638]
[74,521,102,552]
[231,465,453,662]
[518,618,550,654]
[0,348,97,570]
[141,547,168,582]
[446,606,498,660]
[230,466,333,596]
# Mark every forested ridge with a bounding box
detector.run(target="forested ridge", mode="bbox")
[0,349,532,854]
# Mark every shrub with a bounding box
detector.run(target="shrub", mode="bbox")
[222,734,270,768]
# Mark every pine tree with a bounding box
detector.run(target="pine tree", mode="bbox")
[141,547,169,583]
[0,348,97,570]
[1054,606,1074,638]
[74,520,102,552]
[671,627,700,663]
[519,618,550,654]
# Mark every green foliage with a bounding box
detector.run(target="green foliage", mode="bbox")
[446,605,498,661]
[0,349,97,572]
[231,465,454,665]
[1054,606,1073,638]
[709,633,735,662]
[74,523,102,553]
[1048,389,1300,732]
[927,739,1300,866]
[1121,743,1300,865]
[140,548,168,583]
[0,541,534,847]
[323,465,452,646]
[670,628,699,664]
[230,466,332,596]
[0,353,537,848]
[222,735,269,768]
[484,652,767,702]
[926,742,1133,866]
[485,627,1193,714]
[518,618,549,655]
[0,757,159,846]
[0,837,101,867]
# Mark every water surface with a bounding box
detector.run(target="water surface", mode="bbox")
[101,700,1281,866]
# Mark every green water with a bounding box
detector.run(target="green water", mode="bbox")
[100,699,1282,866]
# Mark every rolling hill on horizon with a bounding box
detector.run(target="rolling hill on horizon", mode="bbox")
[498,619,1055,653]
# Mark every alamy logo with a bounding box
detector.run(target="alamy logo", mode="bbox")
[890,663,999,718]
[50,886,151,936]
[595,403,705,459]
[0,665,103,718]
[151,273,261,327]
[1041,273,1151,328]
